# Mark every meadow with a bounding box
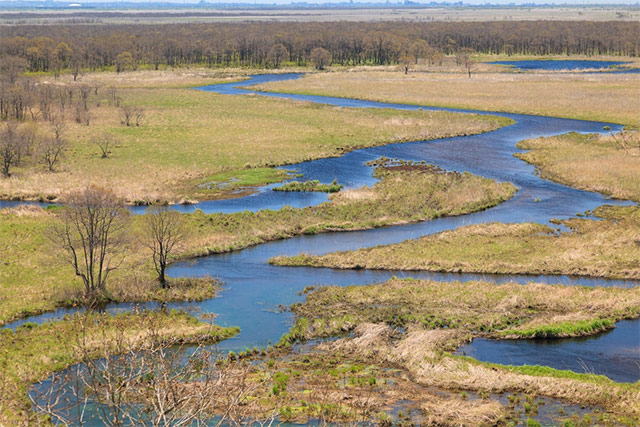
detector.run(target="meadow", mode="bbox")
[0,70,509,203]
[256,69,640,128]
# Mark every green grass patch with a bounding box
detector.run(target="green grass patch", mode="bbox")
[273,179,343,193]
[500,318,615,338]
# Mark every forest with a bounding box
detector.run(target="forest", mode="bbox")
[0,20,638,73]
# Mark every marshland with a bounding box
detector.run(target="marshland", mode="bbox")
[0,15,639,427]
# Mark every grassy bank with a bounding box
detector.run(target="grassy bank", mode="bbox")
[517,131,640,202]
[276,278,640,423]
[0,69,510,203]
[271,205,640,280]
[0,310,239,425]
[0,163,515,326]
[255,70,640,128]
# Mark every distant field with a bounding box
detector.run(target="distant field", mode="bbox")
[0,6,638,24]
[256,69,640,128]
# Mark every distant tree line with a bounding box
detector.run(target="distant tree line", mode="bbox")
[0,21,637,73]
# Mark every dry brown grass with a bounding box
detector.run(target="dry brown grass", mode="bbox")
[272,205,640,279]
[517,131,640,201]
[304,288,640,425]
[256,69,640,127]
[292,278,640,343]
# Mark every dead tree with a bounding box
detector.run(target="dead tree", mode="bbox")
[39,123,67,172]
[0,122,24,176]
[52,186,128,304]
[142,207,187,287]
[93,134,118,159]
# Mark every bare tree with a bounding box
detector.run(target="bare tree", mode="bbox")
[309,47,331,71]
[133,107,144,127]
[31,314,279,426]
[52,186,128,304]
[120,105,134,126]
[39,123,67,172]
[93,134,118,158]
[397,54,414,75]
[0,122,24,177]
[0,55,28,84]
[267,44,289,68]
[456,47,475,78]
[142,207,187,287]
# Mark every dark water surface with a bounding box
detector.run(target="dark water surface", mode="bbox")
[489,59,638,73]
[7,74,638,396]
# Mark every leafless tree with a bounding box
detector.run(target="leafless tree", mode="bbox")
[74,103,91,125]
[267,43,289,68]
[456,47,475,78]
[31,314,279,426]
[106,86,122,107]
[142,207,187,287]
[39,123,68,172]
[0,55,28,84]
[52,186,128,304]
[0,121,25,176]
[120,105,144,127]
[93,134,118,159]
[309,47,331,71]
[133,107,144,127]
[120,105,133,126]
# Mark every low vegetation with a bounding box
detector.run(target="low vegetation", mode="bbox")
[273,179,343,193]
[517,131,640,201]
[271,205,640,280]
[287,278,639,342]
[256,70,640,127]
[275,278,640,423]
[0,310,239,425]
[0,162,515,325]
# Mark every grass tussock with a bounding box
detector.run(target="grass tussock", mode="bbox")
[0,310,239,425]
[288,278,640,341]
[271,205,640,280]
[0,164,515,326]
[273,179,343,193]
[256,70,640,127]
[0,70,510,203]
[517,131,640,201]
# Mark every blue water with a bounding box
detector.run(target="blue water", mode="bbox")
[7,74,638,390]
[458,319,640,383]
[490,59,638,73]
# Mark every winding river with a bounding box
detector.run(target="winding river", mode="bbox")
[6,73,640,397]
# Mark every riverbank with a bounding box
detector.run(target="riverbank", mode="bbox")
[0,163,515,326]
